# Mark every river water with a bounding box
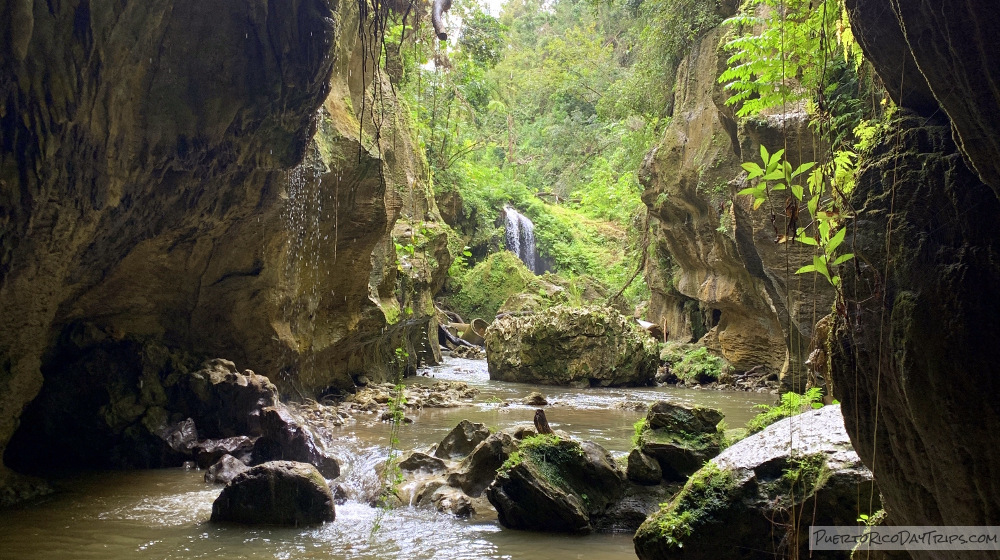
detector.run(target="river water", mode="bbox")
[0,357,773,560]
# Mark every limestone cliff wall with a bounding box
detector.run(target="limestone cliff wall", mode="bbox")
[826,1,1000,551]
[640,16,833,383]
[0,0,447,500]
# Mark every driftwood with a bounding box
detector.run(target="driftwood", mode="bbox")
[438,324,476,349]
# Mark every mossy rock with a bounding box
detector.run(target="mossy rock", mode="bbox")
[448,252,567,320]
[485,305,658,387]
[634,401,726,482]
[634,406,878,560]
[487,435,624,533]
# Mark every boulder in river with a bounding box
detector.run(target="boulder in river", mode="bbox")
[251,406,340,479]
[204,454,249,485]
[636,401,725,482]
[485,306,658,387]
[433,420,491,460]
[210,461,335,526]
[486,434,625,533]
[634,405,878,560]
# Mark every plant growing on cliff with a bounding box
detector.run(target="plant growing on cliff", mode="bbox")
[739,145,856,288]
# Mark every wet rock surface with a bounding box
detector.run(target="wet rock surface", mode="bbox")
[485,306,657,387]
[210,461,335,526]
[433,420,490,460]
[486,436,625,534]
[204,455,250,485]
[634,405,877,560]
[251,406,340,479]
[633,401,726,482]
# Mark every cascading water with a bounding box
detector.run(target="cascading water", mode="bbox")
[502,206,537,273]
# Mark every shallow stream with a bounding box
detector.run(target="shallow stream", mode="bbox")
[0,357,773,560]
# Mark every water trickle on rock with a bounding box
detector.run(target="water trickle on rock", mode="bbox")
[502,206,537,273]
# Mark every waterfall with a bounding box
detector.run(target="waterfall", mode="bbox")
[503,206,537,273]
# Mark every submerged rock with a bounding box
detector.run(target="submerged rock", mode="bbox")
[486,435,624,533]
[210,461,335,526]
[204,455,250,485]
[634,405,877,560]
[485,306,657,387]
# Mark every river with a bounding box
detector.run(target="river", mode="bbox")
[0,357,774,560]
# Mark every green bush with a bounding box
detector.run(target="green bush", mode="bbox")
[660,343,725,384]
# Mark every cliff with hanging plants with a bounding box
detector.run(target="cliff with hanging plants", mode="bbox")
[640,0,877,390]
[0,0,447,503]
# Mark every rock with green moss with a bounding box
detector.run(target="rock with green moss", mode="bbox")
[448,252,568,320]
[485,306,658,387]
[486,435,624,533]
[633,401,725,482]
[634,405,877,560]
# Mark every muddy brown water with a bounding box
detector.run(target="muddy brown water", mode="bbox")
[0,357,774,559]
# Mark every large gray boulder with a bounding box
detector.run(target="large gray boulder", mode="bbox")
[634,405,878,560]
[485,306,657,387]
[486,435,625,533]
[210,461,335,526]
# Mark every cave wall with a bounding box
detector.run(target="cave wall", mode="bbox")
[825,0,1000,551]
[0,0,447,502]
[640,11,833,383]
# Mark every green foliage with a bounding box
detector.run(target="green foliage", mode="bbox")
[652,463,736,549]
[660,342,726,384]
[632,418,648,447]
[738,145,857,288]
[718,0,856,118]
[449,251,556,319]
[745,387,824,435]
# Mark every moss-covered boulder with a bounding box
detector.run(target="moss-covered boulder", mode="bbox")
[486,435,625,533]
[634,405,877,560]
[448,252,568,320]
[630,401,725,483]
[485,306,657,387]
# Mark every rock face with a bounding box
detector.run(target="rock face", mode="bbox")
[485,306,658,387]
[434,420,491,460]
[639,16,833,388]
[634,405,878,560]
[821,3,1000,556]
[0,0,448,498]
[629,402,725,483]
[486,435,625,534]
[210,461,335,526]
[251,406,340,479]
[830,114,1000,549]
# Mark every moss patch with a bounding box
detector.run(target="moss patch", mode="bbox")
[638,463,737,550]
[659,343,726,383]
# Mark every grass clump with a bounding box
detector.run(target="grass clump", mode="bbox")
[745,388,825,435]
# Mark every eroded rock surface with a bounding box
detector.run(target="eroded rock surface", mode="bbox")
[486,435,625,534]
[485,306,657,387]
[630,401,725,483]
[634,405,877,560]
[0,0,448,499]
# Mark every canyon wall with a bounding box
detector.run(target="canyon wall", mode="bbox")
[0,0,447,502]
[826,1,1000,555]
[640,6,833,386]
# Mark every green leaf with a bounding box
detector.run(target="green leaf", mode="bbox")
[795,264,817,274]
[795,234,818,246]
[772,183,786,191]
[753,198,765,210]
[828,227,847,252]
[762,170,785,181]
[792,161,816,178]
[832,252,855,265]
[791,184,804,201]
[759,144,769,165]
[737,186,757,196]
[741,162,764,177]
